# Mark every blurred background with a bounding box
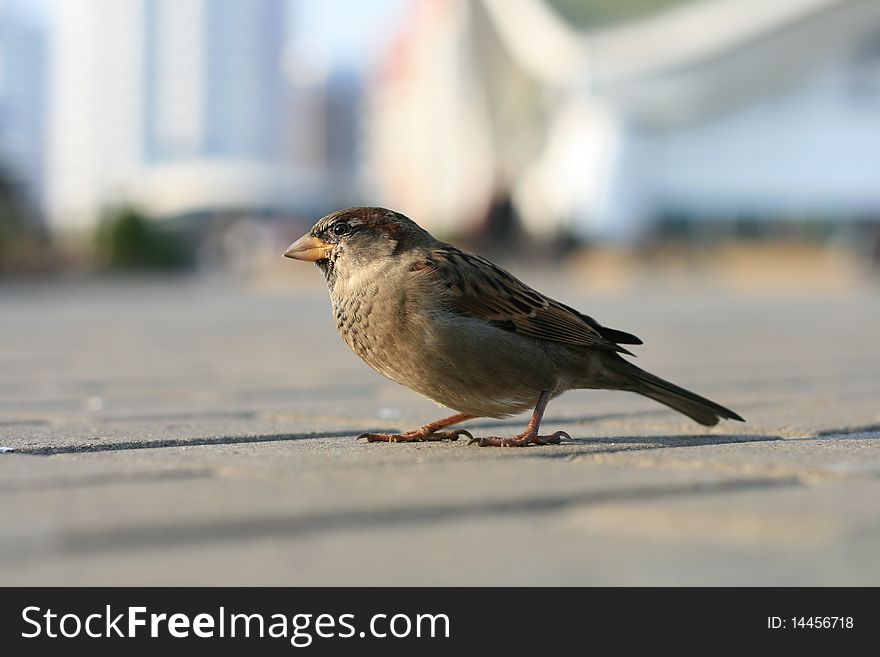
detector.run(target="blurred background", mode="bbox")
[1,0,880,284]
[4,0,880,587]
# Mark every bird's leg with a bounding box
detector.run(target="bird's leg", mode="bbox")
[358,413,474,443]
[470,391,569,447]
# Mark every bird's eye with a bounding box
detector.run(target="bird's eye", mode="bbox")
[332,222,351,236]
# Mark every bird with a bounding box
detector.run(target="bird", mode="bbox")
[284,207,744,447]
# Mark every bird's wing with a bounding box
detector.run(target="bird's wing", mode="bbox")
[421,247,641,355]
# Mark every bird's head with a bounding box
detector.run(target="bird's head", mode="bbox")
[283,207,432,283]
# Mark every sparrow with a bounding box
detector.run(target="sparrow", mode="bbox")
[284,207,744,446]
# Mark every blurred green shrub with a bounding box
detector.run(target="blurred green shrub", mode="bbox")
[95,207,193,270]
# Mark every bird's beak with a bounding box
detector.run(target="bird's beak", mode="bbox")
[283,234,334,261]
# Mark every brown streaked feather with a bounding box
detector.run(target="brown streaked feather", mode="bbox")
[424,247,639,355]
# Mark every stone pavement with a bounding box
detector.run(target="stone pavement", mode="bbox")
[1,272,879,585]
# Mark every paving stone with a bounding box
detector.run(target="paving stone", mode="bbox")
[1,277,878,585]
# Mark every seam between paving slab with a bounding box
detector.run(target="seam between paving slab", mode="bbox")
[7,430,392,455]
[15,428,880,457]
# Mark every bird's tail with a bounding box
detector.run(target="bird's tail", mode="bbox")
[606,357,744,427]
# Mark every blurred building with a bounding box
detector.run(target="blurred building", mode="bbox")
[363,0,880,241]
[361,0,495,236]
[46,0,325,232]
[284,65,364,210]
[0,0,47,216]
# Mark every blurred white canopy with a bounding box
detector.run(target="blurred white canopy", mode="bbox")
[364,0,880,239]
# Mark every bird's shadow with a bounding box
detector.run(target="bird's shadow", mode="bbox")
[353,410,783,457]
[542,434,783,459]
[448,411,783,452]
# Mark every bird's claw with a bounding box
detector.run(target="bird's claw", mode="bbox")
[469,430,570,447]
[443,429,473,441]
[356,429,472,443]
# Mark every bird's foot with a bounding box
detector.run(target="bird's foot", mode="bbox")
[357,428,473,443]
[469,430,570,447]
